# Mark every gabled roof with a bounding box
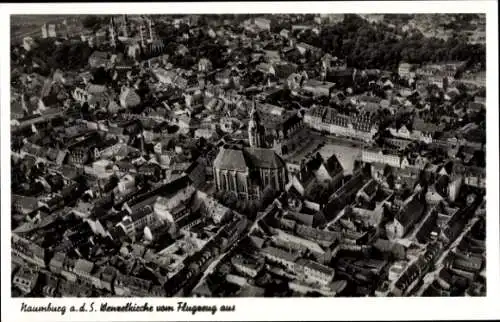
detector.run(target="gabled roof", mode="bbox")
[90,51,109,60]
[396,193,425,229]
[193,280,213,296]
[412,118,443,134]
[86,84,108,94]
[325,154,343,176]
[213,147,247,171]
[244,147,285,169]
[213,147,285,171]
[75,258,94,274]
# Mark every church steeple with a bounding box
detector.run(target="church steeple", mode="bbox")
[109,17,116,48]
[248,98,264,148]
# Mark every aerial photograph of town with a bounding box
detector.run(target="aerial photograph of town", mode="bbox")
[10,13,486,298]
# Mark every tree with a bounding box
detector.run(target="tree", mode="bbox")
[391,243,407,261]
[262,184,277,207]
[92,67,112,85]
[104,175,119,192]
[82,16,104,31]
[222,191,237,208]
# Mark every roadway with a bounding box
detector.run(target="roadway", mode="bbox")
[190,209,268,293]
[412,214,480,296]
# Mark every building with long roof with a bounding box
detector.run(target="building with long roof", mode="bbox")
[213,145,287,200]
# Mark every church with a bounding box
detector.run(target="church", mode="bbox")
[213,100,287,200]
[249,100,306,156]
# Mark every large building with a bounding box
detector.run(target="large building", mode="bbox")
[248,100,265,149]
[213,98,288,199]
[249,99,306,156]
[213,146,287,200]
[398,62,414,79]
[304,106,378,142]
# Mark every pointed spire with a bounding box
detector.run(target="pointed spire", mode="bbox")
[110,17,116,48]
[122,14,128,38]
[140,23,146,48]
[148,18,154,43]
[250,97,260,122]
[21,92,28,113]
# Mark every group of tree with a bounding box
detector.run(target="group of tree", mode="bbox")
[295,14,485,71]
[14,38,93,76]
[81,15,108,32]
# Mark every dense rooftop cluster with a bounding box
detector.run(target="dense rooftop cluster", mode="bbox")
[11,13,485,298]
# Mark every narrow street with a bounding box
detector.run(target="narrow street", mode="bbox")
[412,215,480,296]
[191,210,267,292]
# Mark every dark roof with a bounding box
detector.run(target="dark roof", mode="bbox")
[325,154,343,176]
[412,118,443,134]
[396,194,425,229]
[244,147,285,169]
[213,148,247,171]
[213,147,285,171]
[90,51,109,60]
[359,95,382,104]
[130,205,153,222]
[361,179,378,197]
[284,211,314,227]
[438,268,454,285]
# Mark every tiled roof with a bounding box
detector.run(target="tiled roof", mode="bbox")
[396,193,425,229]
[130,205,153,222]
[296,258,335,276]
[325,154,343,176]
[213,148,247,171]
[244,147,285,169]
[412,118,442,134]
[90,51,109,60]
[261,246,300,263]
[213,147,285,171]
[75,258,94,274]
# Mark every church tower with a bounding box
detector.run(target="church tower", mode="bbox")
[248,98,264,148]
[139,23,146,48]
[122,15,128,38]
[109,17,116,48]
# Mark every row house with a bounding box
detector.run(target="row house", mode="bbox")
[261,246,300,272]
[294,258,335,285]
[302,79,336,97]
[88,51,112,69]
[296,42,322,60]
[13,267,39,294]
[57,257,96,284]
[119,86,141,109]
[254,17,271,31]
[451,162,486,189]
[116,205,157,238]
[92,265,117,292]
[231,255,265,278]
[73,84,111,109]
[304,106,378,142]
[361,148,402,169]
[389,118,444,144]
[114,273,152,296]
[273,228,326,259]
[12,195,41,215]
[398,62,415,79]
[386,192,426,240]
[11,234,46,268]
